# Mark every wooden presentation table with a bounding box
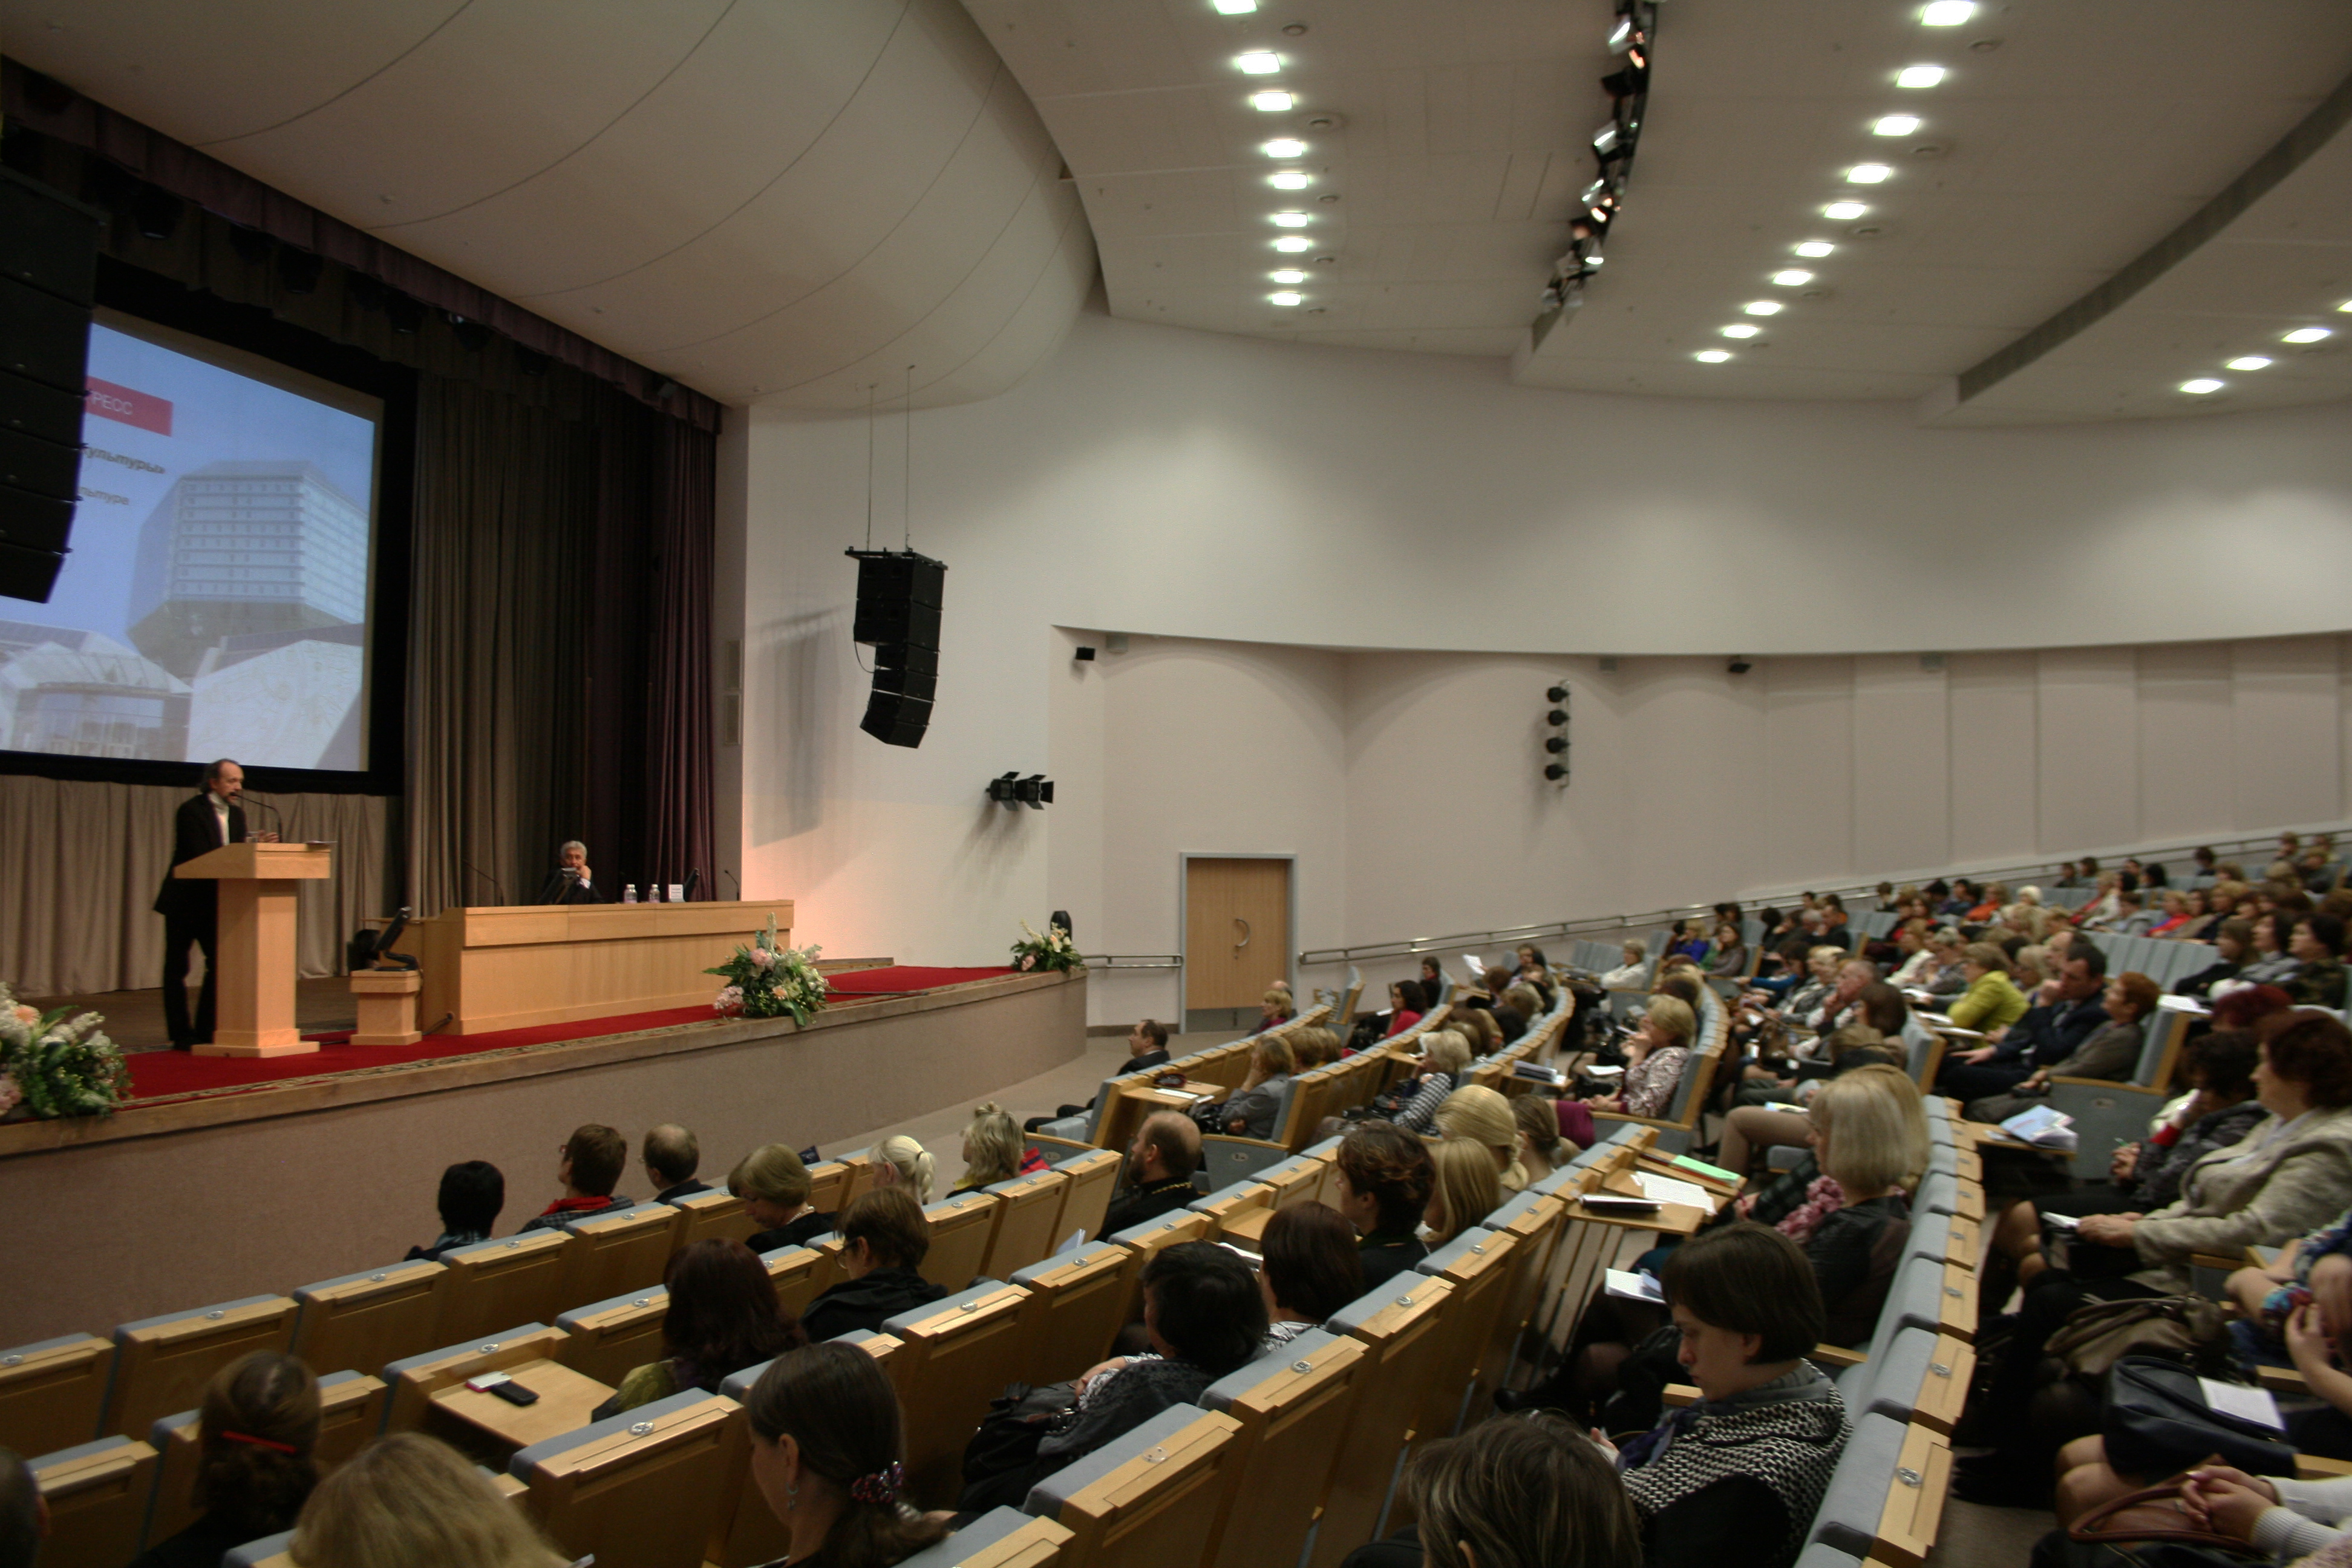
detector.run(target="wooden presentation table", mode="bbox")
[175,841,335,1057]
[414,900,795,1036]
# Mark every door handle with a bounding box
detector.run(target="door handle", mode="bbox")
[1233,918,1251,951]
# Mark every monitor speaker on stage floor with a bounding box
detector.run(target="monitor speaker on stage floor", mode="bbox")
[848,547,946,748]
[0,168,102,605]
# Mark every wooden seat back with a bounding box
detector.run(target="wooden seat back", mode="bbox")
[759,1245,828,1318]
[292,1260,448,1382]
[806,1160,852,1215]
[919,1193,999,1292]
[558,1203,680,1312]
[1106,1210,1216,1321]
[556,1287,671,1387]
[31,1436,155,1568]
[882,1282,1033,1508]
[834,1152,875,1209]
[103,1295,298,1440]
[1010,1244,1135,1385]
[1312,1276,1458,1567]
[511,1390,743,1568]
[143,1372,385,1550]
[382,1324,567,1432]
[895,1509,1074,1568]
[433,1230,571,1346]
[979,1169,1072,1281]
[1408,1227,1523,1448]
[1199,1330,1370,1568]
[1186,1183,1273,1238]
[0,1332,111,1459]
[1028,1406,1243,1568]
[1054,1149,1123,1242]
[668,1188,758,1253]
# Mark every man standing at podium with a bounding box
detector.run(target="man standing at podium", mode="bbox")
[537,840,610,905]
[153,759,278,1051]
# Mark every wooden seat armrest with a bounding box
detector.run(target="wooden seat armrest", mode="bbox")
[2047,1077,2164,1095]
[2192,1252,2250,1275]
[2298,1454,2352,1479]
[2258,1364,2313,1394]
[1810,1344,1867,1368]
[1662,1383,1701,1408]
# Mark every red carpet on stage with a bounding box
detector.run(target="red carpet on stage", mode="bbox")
[122,965,1016,1105]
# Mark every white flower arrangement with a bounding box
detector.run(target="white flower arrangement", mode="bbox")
[0,981,129,1119]
[707,916,829,1024]
[1010,919,1085,975]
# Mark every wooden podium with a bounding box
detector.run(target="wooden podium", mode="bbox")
[175,842,335,1057]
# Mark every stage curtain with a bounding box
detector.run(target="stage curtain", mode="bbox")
[0,777,390,996]
[647,417,717,892]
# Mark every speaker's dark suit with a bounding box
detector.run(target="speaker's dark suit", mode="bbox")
[535,869,612,905]
[153,792,244,1048]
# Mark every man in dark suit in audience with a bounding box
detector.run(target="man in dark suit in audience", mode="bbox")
[152,758,277,1050]
[1938,946,2109,1101]
[642,1124,710,1203]
[1101,1111,1200,1234]
[537,840,611,904]
[1027,1019,1173,1132]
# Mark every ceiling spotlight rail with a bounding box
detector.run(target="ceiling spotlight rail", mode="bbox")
[1534,0,1656,339]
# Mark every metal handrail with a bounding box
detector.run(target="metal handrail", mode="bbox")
[1295,820,2352,970]
[1083,953,1183,970]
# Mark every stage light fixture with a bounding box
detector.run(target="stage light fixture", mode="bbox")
[1212,0,1256,11]
[1270,269,1307,284]
[2339,300,2352,313]
[1263,138,1307,157]
[2226,356,2272,371]
[1721,324,1760,338]
[2282,327,2332,344]
[1794,241,1835,257]
[1545,763,1568,781]
[1694,350,1732,362]
[1743,300,1783,316]
[1273,235,1312,252]
[1270,211,1310,226]
[1824,201,1869,220]
[1547,685,1568,703]
[1609,15,1636,50]
[1250,90,1294,111]
[1846,163,1893,183]
[1269,171,1312,189]
[132,183,182,240]
[2180,379,2224,394]
[1728,658,1753,675]
[1772,269,1813,286]
[1897,65,1947,88]
[1873,115,1922,136]
[986,772,1056,810]
[1592,122,1622,156]
[1547,708,1567,725]
[1269,291,1302,306]
[1236,51,1281,73]
[1921,1,1975,24]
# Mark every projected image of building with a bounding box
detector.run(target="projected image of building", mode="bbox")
[128,461,370,679]
[0,622,190,760]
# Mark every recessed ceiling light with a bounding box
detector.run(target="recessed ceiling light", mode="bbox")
[1896,65,1947,88]
[1236,51,1282,74]
[2225,356,2272,371]
[1793,241,1835,258]
[1269,291,1302,306]
[2180,378,2225,394]
[1846,164,1893,184]
[1823,201,1869,220]
[2339,300,2352,313]
[1212,0,1256,12]
[1921,1,1976,24]
[1720,324,1761,338]
[1262,138,1307,157]
[1272,235,1312,252]
[1269,211,1310,227]
[1269,171,1312,189]
[1772,269,1814,286]
[1873,114,1922,136]
[2282,326,2333,344]
[1270,269,1307,284]
[1743,300,1784,316]
[1250,90,1294,111]
[1694,350,1733,363]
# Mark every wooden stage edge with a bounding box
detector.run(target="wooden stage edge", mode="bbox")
[0,968,1076,1160]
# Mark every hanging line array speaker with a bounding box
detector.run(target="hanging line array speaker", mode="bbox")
[847,547,946,748]
[0,168,102,604]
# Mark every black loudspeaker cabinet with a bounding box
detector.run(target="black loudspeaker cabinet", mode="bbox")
[0,169,99,605]
[846,548,947,748]
[860,689,933,747]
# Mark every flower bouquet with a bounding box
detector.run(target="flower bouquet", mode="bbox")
[1010,919,1085,975]
[1,982,131,1120]
[707,916,829,1025]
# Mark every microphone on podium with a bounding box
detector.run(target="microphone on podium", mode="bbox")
[684,868,702,901]
[465,861,508,904]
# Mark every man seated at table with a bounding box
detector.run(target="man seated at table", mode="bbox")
[1026,1020,1174,1132]
[537,840,610,904]
[520,1124,630,1232]
[643,1124,709,1202]
[1102,1111,1200,1234]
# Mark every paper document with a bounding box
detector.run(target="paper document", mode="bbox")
[2042,1214,2080,1231]
[1056,1229,1087,1255]
[2158,994,2211,1015]
[2001,1104,2077,1149]
[1604,1269,1665,1304]
[1584,1062,1624,1078]
[1634,1172,1717,1212]
[1764,1101,1807,1114]
[1462,954,1485,979]
[2199,1378,2285,1430]
[1672,1154,1739,1183]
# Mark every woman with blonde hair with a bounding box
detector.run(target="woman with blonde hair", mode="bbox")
[1513,1093,1571,1183]
[1452,1005,1501,1055]
[1584,995,1696,1123]
[1434,1083,1529,1192]
[732,1143,834,1251]
[871,1134,936,1205]
[1801,1068,1918,1347]
[289,1432,567,1568]
[1423,1137,1503,1247]
[1389,1029,1474,1135]
[1249,986,1296,1036]
[950,1103,1037,1194]
[1220,1033,1298,1140]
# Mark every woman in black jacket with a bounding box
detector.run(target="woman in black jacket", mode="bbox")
[800,1187,949,1343]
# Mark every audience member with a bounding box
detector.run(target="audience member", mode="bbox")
[1495,982,1544,1044]
[1385,1029,1471,1135]
[1219,1034,1297,1139]
[732,1145,835,1253]
[407,1160,503,1259]
[2291,914,2351,1008]
[2179,916,2254,996]
[1342,1410,1644,1568]
[1051,1244,1266,1468]
[740,1344,949,1568]
[642,1124,708,1202]
[1600,940,1650,988]
[2241,912,2302,987]
[1249,986,1296,1035]
[1962,967,2155,1123]
[1102,1111,1201,1233]
[0,1448,36,1568]
[950,1103,1040,1193]
[1514,1093,1570,1183]
[1290,1024,1342,1070]
[1333,1123,1436,1289]
[1382,979,1428,1038]
[290,1431,567,1568]
[1423,1137,1503,1247]
[1707,921,1749,978]
[1436,1083,1530,1191]
[1585,995,1694,1120]
[129,1352,318,1568]
[518,1124,629,1232]
[871,1135,937,1204]
[1798,1073,1915,1348]
[1929,946,2030,1084]
[800,1189,950,1342]
[1419,955,1447,999]
[593,1238,806,1419]
[1259,1202,1366,1345]
[1028,1019,1172,1129]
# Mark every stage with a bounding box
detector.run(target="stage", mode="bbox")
[0,965,1088,1347]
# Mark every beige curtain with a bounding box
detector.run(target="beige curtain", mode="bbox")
[0,776,392,995]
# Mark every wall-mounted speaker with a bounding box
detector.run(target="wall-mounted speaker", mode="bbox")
[847,547,947,748]
[0,168,100,604]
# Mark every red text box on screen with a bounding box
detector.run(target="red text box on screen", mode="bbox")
[85,377,174,436]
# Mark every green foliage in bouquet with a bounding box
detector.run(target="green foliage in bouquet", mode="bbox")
[707,915,829,1025]
[1010,919,1084,975]
[1,982,131,1119]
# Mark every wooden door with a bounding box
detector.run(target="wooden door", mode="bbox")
[1184,858,1290,1011]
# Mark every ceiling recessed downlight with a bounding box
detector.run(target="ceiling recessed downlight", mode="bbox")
[1212,0,1257,12]
[1921,1,1976,24]
[1846,164,1894,184]
[2282,326,2333,344]
[1694,350,1733,363]
[1269,291,1302,306]
[1873,114,1922,136]
[1743,300,1784,316]
[1269,211,1310,227]
[1824,201,1869,220]
[1235,51,1282,74]
[2226,356,2273,371]
[1794,241,1836,258]
[1269,171,1312,189]
[1720,324,1761,339]
[1772,269,1814,287]
[1272,235,1312,252]
[1262,138,1307,157]
[1250,90,1295,111]
[1896,65,1947,88]
[2180,378,2225,394]
[2339,300,2352,313]
[1270,269,1307,284]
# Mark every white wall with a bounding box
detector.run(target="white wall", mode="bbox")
[721,304,2352,1003]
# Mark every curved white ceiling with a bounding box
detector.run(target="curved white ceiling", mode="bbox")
[0,0,1097,410]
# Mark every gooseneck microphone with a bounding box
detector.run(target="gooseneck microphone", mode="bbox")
[463,861,508,904]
